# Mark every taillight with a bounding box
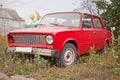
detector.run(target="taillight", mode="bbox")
[8,34,14,46]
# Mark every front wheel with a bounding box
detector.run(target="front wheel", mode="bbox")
[58,43,77,67]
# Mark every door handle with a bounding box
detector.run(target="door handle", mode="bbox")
[93,31,96,34]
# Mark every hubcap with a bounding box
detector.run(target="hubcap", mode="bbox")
[64,48,75,65]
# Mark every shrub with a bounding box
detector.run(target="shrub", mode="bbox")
[33,55,50,69]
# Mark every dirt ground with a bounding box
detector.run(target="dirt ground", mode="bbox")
[0,71,35,80]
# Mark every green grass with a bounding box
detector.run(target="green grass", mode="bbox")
[0,37,120,80]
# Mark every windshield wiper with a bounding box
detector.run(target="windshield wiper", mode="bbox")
[35,24,45,27]
[49,23,63,26]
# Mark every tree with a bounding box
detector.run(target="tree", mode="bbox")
[30,11,41,24]
[73,0,101,15]
[95,0,120,39]
[74,0,120,39]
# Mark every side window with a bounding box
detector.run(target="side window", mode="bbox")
[94,17,103,29]
[82,15,93,28]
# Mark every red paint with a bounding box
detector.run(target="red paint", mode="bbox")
[7,12,112,55]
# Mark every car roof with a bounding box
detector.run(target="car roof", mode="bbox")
[46,11,98,16]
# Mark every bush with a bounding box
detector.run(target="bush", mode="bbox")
[33,55,50,69]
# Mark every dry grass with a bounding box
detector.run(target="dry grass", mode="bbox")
[0,36,120,80]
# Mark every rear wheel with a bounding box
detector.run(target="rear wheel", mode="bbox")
[102,42,109,53]
[58,43,77,67]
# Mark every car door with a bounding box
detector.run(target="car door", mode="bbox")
[93,16,106,50]
[80,14,96,54]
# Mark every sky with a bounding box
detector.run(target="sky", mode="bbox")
[0,0,78,24]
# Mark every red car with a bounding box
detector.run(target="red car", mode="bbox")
[6,12,112,67]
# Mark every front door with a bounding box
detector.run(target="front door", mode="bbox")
[80,14,96,54]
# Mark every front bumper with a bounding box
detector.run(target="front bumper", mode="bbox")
[5,47,59,58]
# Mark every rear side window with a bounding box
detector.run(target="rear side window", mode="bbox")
[82,15,93,28]
[94,17,103,29]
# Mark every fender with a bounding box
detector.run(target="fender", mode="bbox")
[60,38,78,54]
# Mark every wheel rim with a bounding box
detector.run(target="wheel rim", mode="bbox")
[64,48,75,65]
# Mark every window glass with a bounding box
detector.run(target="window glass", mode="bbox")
[2,19,9,26]
[39,13,80,27]
[94,17,103,29]
[82,15,93,28]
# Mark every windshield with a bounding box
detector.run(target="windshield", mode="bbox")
[39,13,80,27]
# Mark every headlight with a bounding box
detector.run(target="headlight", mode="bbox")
[46,35,54,44]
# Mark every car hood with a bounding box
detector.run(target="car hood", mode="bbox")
[9,26,76,34]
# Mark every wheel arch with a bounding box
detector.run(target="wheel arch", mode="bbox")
[62,39,78,54]
[105,38,110,46]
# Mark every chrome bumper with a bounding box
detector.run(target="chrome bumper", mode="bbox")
[6,47,59,58]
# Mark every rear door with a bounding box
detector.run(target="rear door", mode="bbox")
[93,17,106,50]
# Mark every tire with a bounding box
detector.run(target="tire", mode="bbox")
[58,43,77,67]
[102,42,109,53]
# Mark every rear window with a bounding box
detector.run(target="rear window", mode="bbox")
[94,17,103,29]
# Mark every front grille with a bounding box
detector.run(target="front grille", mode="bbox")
[14,34,46,45]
